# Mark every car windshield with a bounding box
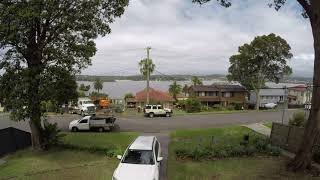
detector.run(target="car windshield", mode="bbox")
[122,149,154,165]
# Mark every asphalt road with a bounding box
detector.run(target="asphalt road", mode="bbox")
[0,110,297,133]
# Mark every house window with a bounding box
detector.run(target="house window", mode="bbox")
[280,96,283,101]
[301,92,304,96]
[224,92,231,97]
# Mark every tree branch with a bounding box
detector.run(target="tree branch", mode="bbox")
[296,0,313,18]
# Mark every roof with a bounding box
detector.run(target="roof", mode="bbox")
[190,84,246,92]
[129,136,155,150]
[126,97,136,103]
[289,85,307,92]
[135,87,174,102]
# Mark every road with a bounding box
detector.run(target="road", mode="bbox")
[0,110,296,133]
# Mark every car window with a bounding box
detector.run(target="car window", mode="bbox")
[151,106,156,110]
[122,150,154,165]
[145,105,151,109]
[80,119,88,123]
[157,106,163,109]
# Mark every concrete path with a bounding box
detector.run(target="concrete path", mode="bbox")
[243,123,271,137]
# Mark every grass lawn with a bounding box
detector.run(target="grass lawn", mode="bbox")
[0,132,138,180]
[168,126,316,179]
[173,109,248,116]
[0,149,118,180]
[264,122,273,128]
[168,156,315,180]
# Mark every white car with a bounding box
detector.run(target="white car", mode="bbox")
[113,136,163,180]
[68,115,116,132]
[264,102,277,109]
[144,105,172,118]
[72,98,96,116]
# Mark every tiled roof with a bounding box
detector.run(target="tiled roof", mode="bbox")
[135,87,174,102]
[289,85,307,92]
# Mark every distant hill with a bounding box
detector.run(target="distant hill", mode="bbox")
[76,74,311,83]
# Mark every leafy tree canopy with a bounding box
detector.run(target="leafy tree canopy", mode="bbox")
[139,58,155,77]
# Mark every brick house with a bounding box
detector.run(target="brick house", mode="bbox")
[186,85,247,107]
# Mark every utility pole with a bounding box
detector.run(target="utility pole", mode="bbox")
[146,47,151,105]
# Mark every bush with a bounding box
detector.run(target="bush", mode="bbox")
[41,120,64,150]
[234,103,243,110]
[184,98,202,113]
[266,145,281,156]
[253,138,269,151]
[289,111,306,127]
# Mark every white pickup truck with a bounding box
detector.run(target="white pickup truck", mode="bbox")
[71,98,96,116]
[69,115,117,132]
[144,105,172,118]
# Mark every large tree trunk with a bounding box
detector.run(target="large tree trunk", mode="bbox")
[27,65,43,150]
[288,4,320,171]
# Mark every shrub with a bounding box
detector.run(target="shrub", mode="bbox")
[234,103,243,110]
[184,98,202,113]
[289,111,306,127]
[266,145,281,156]
[253,138,269,151]
[41,120,64,150]
[312,146,320,164]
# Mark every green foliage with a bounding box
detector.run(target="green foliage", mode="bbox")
[79,84,91,91]
[171,126,280,161]
[90,91,108,98]
[139,58,155,77]
[93,78,103,93]
[184,98,202,113]
[191,76,203,86]
[169,81,182,101]
[41,101,58,113]
[77,91,86,97]
[227,34,292,93]
[289,111,306,127]
[41,120,64,150]
[124,93,134,99]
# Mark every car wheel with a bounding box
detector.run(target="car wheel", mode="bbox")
[72,127,78,132]
[149,113,154,118]
[98,127,104,132]
[166,112,171,117]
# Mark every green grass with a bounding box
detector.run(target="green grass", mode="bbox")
[264,122,273,128]
[168,157,314,180]
[173,109,248,116]
[0,132,138,180]
[61,132,138,154]
[0,149,118,180]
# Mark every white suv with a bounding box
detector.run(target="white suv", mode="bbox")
[144,105,172,118]
[113,136,163,180]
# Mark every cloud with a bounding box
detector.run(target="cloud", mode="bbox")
[81,0,314,77]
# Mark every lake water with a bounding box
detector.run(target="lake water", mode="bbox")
[77,80,304,99]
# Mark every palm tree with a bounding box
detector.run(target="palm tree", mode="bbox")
[169,81,182,102]
[191,76,203,86]
[139,58,155,77]
[93,78,103,93]
[182,84,189,96]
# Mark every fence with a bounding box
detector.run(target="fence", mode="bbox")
[270,122,306,153]
[0,127,31,156]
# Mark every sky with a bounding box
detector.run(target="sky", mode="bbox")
[81,0,314,77]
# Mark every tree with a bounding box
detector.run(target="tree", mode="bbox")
[0,0,129,150]
[124,93,134,99]
[79,84,91,91]
[139,58,155,77]
[227,33,292,110]
[93,78,103,93]
[182,84,189,96]
[169,81,182,102]
[193,0,320,171]
[191,76,203,86]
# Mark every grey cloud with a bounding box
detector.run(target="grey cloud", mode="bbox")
[82,0,314,77]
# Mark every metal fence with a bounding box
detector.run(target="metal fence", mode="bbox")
[0,127,31,156]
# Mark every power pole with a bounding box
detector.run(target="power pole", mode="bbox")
[146,47,151,105]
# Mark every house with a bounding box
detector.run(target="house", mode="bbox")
[249,89,286,107]
[187,85,247,107]
[134,87,174,108]
[288,85,311,105]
